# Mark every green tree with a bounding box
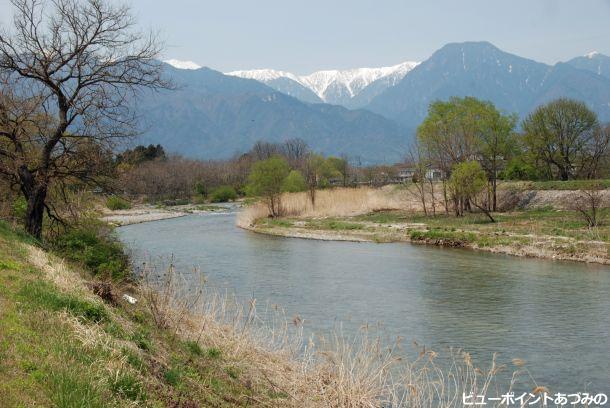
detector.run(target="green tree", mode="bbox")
[303,154,337,206]
[522,98,603,181]
[475,106,518,211]
[281,170,307,193]
[418,96,517,212]
[246,156,290,217]
[449,161,494,222]
[326,156,350,187]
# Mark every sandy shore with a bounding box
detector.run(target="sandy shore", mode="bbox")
[101,203,236,226]
[101,207,187,226]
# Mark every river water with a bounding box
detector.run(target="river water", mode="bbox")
[118,208,610,394]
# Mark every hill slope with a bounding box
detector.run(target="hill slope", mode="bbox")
[136,65,410,163]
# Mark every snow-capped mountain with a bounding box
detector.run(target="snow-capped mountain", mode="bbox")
[226,61,419,107]
[367,42,610,128]
[567,51,610,80]
[164,59,202,70]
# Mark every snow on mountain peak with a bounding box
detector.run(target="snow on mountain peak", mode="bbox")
[226,61,419,101]
[164,59,202,70]
[586,51,600,59]
[225,68,300,83]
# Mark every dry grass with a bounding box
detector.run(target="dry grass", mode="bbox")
[137,261,540,407]
[238,187,417,228]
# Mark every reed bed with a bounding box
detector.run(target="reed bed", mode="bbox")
[137,260,542,407]
[237,187,426,228]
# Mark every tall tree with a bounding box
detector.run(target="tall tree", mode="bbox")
[327,155,350,187]
[417,96,515,213]
[522,98,603,181]
[474,104,517,211]
[303,154,336,207]
[246,156,290,217]
[0,0,168,238]
[449,161,494,222]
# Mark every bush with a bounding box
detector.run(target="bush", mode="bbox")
[52,224,129,281]
[106,196,131,210]
[210,186,238,203]
[12,196,27,220]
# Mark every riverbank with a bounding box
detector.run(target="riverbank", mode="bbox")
[239,186,610,265]
[249,210,610,264]
[0,221,302,406]
[4,220,522,406]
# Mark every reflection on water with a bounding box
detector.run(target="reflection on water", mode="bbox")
[118,209,610,393]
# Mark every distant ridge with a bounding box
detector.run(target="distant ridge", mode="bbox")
[131,43,610,163]
[226,61,419,107]
[366,41,610,129]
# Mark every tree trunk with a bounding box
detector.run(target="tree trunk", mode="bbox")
[442,179,449,214]
[25,185,47,239]
[473,201,495,223]
[492,177,497,212]
[17,165,47,239]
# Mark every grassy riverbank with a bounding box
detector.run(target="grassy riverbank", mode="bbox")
[0,222,296,406]
[241,185,610,265]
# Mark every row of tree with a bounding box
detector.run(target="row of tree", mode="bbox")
[413,96,610,215]
[116,140,350,215]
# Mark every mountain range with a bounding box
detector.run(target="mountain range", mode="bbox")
[136,42,610,163]
[136,65,409,163]
[225,61,419,108]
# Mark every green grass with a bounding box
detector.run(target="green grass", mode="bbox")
[105,196,132,211]
[51,223,130,280]
[325,221,364,230]
[206,347,222,359]
[354,211,408,224]
[109,371,145,401]
[18,280,108,323]
[260,218,294,228]
[409,229,477,243]
[0,220,288,407]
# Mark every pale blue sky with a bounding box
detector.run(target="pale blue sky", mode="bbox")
[1,0,610,73]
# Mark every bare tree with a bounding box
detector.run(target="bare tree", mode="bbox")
[281,138,309,168]
[0,0,168,238]
[251,140,281,161]
[571,187,605,228]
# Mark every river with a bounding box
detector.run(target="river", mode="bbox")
[118,208,610,394]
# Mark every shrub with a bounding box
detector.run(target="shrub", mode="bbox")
[106,196,131,210]
[210,185,238,203]
[12,196,27,220]
[52,224,129,281]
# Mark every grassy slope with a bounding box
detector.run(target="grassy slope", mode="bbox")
[0,222,285,407]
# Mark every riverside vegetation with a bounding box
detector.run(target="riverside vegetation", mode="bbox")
[239,184,610,264]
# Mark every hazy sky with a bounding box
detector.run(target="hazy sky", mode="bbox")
[1,0,610,73]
